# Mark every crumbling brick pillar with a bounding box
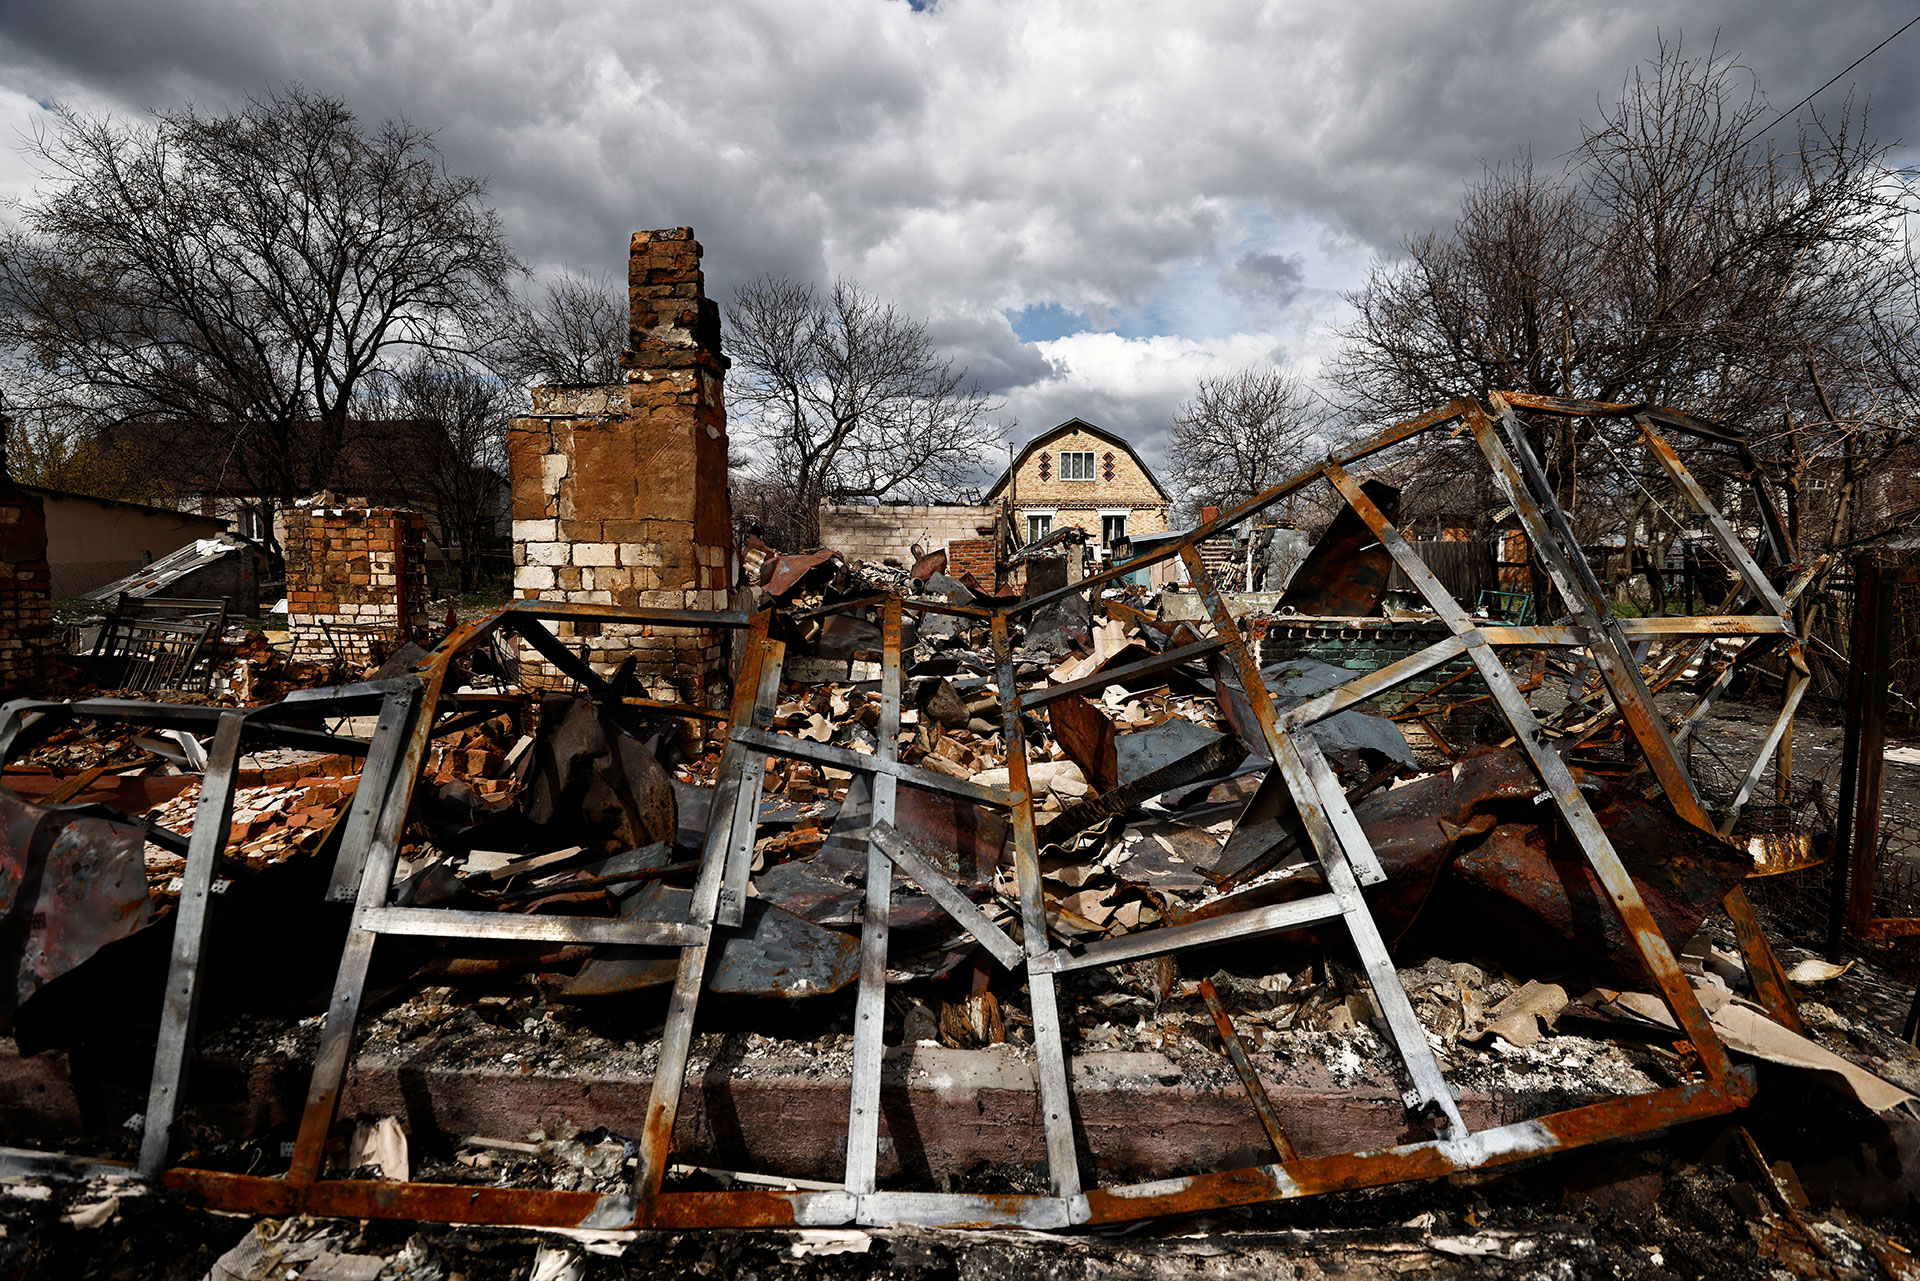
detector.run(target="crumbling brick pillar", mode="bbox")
[0,487,53,694]
[284,500,430,665]
[508,227,734,704]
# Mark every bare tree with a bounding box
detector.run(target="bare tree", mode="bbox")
[1329,35,1912,604]
[725,275,1006,548]
[0,85,520,562]
[496,269,626,388]
[1332,38,1899,427]
[1166,367,1324,521]
[355,356,508,593]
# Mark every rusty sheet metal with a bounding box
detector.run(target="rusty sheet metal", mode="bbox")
[760,550,843,598]
[911,549,947,581]
[1275,478,1400,616]
[522,696,677,854]
[1420,788,1753,982]
[1048,694,1117,793]
[0,786,152,1023]
[1743,830,1826,878]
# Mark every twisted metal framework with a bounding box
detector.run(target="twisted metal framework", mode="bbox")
[0,395,1810,1230]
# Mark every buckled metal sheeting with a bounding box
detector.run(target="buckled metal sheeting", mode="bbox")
[0,397,1813,1230]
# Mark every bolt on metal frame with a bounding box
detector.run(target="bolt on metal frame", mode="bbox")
[0,396,1813,1229]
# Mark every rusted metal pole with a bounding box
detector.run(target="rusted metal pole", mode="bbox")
[1831,557,1891,957]
[1198,978,1297,1164]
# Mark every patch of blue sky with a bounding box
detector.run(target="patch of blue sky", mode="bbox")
[1007,301,1091,344]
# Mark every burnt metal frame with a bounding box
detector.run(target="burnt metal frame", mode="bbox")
[2,399,1807,1229]
[0,678,422,1183]
[89,593,228,693]
[1830,555,1920,948]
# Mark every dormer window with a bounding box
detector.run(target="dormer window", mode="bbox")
[1060,450,1095,481]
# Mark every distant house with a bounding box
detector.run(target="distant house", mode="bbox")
[981,419,1174,564]
[95,419,507,562]
[22,484,237,598]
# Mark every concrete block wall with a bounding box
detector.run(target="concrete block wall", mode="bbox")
[284,501,429,664]
[0,489,52,694]
[508,228,734,705]
[816,503,997,566]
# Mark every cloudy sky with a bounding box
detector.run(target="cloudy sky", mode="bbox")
[1,1,1916,478]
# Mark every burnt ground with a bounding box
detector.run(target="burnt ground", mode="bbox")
[11,695,1920,1278]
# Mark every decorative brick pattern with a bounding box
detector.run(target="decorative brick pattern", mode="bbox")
[507,228,734,705]
[284,501,429,664]
[986,421,1172,551]
[0,488,53,694]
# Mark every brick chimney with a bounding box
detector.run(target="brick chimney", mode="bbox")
[508,229,735,704]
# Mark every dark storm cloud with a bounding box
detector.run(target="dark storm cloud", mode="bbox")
[1,0,1915,451]
[1220,250,1307,306]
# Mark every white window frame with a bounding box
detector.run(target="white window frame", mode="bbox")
[1024,508,1056,542]
[1059,450,1096,481]
[1098,508,1130,547]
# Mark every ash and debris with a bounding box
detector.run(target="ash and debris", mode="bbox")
[11,532,1920,1277]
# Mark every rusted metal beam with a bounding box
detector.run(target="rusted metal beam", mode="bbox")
[1199,978,1297,1164]
[991,611,1082,1200]
[716,641,788,927]
[635,613,774,1208]
[870,820,1023,970]
[845,598,903,1197]
[138,710,245,1176]
[731,727,1007,807]
[1322,460,1739,1088]
[1181,540,1462,1136]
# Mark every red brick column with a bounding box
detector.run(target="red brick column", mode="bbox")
[0,488,52,695]
[284,501,429,665]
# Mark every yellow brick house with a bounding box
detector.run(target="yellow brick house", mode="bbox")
[982,419,1172,565]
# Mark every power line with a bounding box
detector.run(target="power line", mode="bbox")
[1740,10,1920,149]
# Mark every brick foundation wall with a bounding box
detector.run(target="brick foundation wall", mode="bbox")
[0,488,52,694]
[284,503,429,664]
[816,504,997,565]
[508,228,734,705]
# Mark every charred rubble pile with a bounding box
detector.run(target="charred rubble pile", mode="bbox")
[1,396,1919,1278]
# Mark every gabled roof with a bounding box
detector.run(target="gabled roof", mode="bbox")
[94,419,488,501]
[17,484,231,526]
[982,418,1172,505]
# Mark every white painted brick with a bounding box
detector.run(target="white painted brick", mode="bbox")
[527,541,568,567]
[513,518,558,542]
[517,565,556,590]
[575,543,617,567]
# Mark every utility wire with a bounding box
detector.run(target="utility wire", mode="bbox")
[1739,10,1920,149]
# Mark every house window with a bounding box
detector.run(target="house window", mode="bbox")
[1059,450,1096,481]
[1028,513,1053,542]
[1101,513,1127,546]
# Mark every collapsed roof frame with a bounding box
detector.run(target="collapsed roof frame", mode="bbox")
[0,394,1810,1231]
